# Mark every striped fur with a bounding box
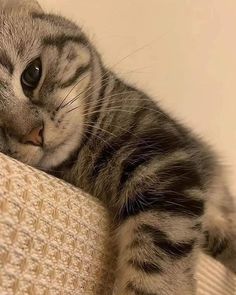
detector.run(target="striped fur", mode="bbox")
[0,1,235,294]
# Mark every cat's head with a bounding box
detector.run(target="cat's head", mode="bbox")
[0,0,101,169]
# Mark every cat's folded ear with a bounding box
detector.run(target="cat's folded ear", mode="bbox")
[0,0,43,12]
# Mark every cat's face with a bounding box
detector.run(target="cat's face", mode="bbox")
[0,0,98,169]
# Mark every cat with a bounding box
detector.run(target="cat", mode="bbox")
[0,1,235,294]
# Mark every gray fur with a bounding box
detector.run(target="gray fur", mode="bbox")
[0,1,235,294]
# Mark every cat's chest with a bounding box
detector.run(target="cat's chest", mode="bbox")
[57,145,113,200]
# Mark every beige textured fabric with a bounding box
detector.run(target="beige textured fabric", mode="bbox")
[0,153,235,295]
[0,154,114,295]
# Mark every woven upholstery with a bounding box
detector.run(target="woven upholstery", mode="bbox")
[0,154,114,295]
[0,153,235,295]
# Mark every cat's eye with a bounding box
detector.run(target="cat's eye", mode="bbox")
[21,58,42,90]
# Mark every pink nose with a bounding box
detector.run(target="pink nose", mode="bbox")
[22,125,44,146]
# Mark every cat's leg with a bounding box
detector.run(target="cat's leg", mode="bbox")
[108,154,206,294]
[202,181,236,273]
[113,212,202,295]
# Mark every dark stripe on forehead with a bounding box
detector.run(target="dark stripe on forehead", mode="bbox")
[0,51,14,75]
[43,34,88,50]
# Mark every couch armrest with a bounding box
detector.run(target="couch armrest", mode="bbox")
[0,153,235,295]
[0,154,114,295]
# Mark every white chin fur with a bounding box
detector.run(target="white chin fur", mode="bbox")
[39,129,83,170]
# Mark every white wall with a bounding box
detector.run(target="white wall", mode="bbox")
[39,0,236,194]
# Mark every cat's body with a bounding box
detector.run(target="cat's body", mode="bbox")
[0,1,235,294]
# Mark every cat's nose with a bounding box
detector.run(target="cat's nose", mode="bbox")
[22,125,44,146]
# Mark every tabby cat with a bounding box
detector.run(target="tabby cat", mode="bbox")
[0,1,235,294]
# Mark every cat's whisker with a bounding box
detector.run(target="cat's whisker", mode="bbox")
[81,96,150,111]
[83,125,114,148]
[62,88,152,117]
[60,63,151,110]
[67,106,137,115]
[84,123,119,139]
[57,63,110,111]
[70,104,169,121]
[59,74,111,111]
[84,121,162,152]
[58,41,154,111]
[56,72,92,111]
[64,89,138,113]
